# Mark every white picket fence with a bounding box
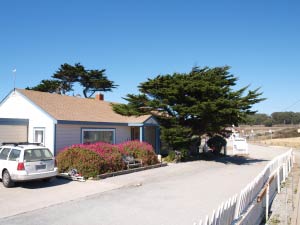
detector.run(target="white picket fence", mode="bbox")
[194,149,294,225]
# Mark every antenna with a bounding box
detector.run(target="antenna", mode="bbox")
[12,68,16,91]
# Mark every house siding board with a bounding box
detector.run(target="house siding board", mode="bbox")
[55,124,81,152]
[144,126,156,150]
[0,91,56,154]
[115,126,131,143]
[55,124,131,153]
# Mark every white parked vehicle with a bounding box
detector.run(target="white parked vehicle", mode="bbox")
[0,142,58,187]
[232,138,249,155]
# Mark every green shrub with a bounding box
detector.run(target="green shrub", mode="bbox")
[56,147,102,178]
[179,148,190,161]
[57,141,159,178]
[164,150,187,162]
[164,150,176,162]
[207,135,227,154]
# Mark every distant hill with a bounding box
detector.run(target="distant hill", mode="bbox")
[236,125,300,140]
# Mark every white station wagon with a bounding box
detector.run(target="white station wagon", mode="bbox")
[0,142,58,187]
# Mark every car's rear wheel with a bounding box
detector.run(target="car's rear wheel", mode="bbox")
[2,170,14,188]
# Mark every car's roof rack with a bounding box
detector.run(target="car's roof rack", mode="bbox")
[1,142,43,147]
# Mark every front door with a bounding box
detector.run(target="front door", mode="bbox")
[131,127,140,141]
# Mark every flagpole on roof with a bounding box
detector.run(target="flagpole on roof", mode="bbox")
[12,69,16,91]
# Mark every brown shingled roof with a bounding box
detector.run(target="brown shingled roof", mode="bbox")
[17,89,151,124]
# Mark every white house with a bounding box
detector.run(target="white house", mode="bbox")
[0,89,160,155]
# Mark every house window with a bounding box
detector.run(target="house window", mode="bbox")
[33,128,45,145]
[82,129,115,144]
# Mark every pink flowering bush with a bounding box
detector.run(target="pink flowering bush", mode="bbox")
[86,142,125,173]
[118,141,159,166]
[56,141,158,178]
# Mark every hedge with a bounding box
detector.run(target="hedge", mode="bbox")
[118,141,159,166]
[56,147,102,178]
[56,141,159,178]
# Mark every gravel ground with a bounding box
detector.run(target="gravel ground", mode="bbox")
[267,150,300,225]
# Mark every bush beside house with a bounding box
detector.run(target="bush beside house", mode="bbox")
[56,141,159,178]
[56,147,103,178]
[118,141,159,166]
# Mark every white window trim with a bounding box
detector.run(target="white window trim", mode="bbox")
[81,128,116,144]
[33,127,45,145]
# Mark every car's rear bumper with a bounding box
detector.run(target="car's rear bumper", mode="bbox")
[11,168,58,181]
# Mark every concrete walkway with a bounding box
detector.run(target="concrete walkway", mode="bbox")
[0,144,290,225]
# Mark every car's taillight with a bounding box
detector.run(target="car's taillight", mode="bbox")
[17,162,25,171]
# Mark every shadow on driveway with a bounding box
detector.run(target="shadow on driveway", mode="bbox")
[199,153,268,165]
[14,177,71,189]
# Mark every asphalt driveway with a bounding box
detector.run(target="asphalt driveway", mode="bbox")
[0,144,290,225]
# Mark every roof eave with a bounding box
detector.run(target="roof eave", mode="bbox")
[15,89,57,123]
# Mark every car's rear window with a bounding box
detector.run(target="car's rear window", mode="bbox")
[24,148,53,162]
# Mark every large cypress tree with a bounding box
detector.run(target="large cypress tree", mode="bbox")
[113,66,265,150]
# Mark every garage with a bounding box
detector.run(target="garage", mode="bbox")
[0,118,28,144]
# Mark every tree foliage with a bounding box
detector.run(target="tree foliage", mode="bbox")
[27,63,118,98]
[52,63,85,95]
[245,113,271,125]
[25,79,62,93]
[271,112,300,125]
[113,66,265,150]
[245,112,300,126]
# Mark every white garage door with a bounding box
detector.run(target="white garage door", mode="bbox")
[0,119,28,144]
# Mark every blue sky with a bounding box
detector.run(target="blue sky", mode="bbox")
[0,0,299,114]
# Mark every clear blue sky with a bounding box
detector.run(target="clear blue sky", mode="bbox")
[1,0,299,115]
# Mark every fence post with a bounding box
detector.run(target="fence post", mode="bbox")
[266,183,270,222]
[283,163,286,182]
[293,152,295,164]
[210,210,216,225]
[286,162,288,179]
[204,215,209,225]
[234,192,242,219]
[277,167,281,194]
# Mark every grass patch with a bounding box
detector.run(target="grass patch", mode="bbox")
[258,137,300,149]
